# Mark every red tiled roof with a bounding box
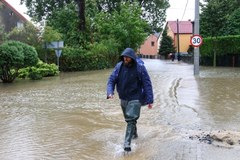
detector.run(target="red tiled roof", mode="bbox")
[1,0,28,22]
[167,21,193,34]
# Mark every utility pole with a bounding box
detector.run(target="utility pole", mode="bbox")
[194,0,200,75]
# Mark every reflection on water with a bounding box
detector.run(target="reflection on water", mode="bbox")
[1,60,240,159]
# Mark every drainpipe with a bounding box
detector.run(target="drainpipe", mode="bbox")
[177,19,181,61]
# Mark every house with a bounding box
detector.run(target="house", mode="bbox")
[166,20,193,53]
[138,33,160,59]
[0,0,28,32]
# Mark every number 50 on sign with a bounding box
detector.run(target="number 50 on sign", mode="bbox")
[190,35,203,47]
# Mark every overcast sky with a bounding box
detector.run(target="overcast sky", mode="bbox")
[5,0,30,20]
[5,0,197,22]
[166,0,195,21]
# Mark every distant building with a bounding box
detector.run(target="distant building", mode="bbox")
[0,0,28,32]
[165,20,193,53]
[138,33,160,59]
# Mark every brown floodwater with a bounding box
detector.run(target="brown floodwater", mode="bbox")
[1,59,240,160]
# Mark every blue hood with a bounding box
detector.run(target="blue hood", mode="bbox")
[120,48,136,62]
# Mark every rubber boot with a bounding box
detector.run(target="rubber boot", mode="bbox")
[124,122,135,151]
[132,125,138,139]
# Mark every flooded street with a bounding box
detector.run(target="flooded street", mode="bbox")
[1,59,240,160]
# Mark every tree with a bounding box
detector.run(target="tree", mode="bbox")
[221,8,240,36]
[21,0,86,31]
[159,29,176,58]
[75,0,86,31]
[0,25,7,45]
[94,3,149,51]
[47,3,87,47]
[48,2,149,50]
[200,0,239,66]
[21,0,169,32]
[7,22,40,47]
[96,0,170,32]
[200,0,239,37]
[140,0,169,32]
[42,26,63,43]
[0,41,38,83]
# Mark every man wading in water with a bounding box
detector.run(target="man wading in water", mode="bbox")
[106,48,154,152]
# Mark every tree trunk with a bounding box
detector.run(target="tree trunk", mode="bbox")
[211,37,217,67]
[1,70,15,83]
[213,49,216,67]
[213,38,218,67]
[75,0,86,32]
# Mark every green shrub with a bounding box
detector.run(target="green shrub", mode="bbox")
[18,60,59,80]
[28,67,43,80]
[200,35,240,57]
[36,61,59,77]
[0,40,38,83]
[18,68,29,79]
[61,40,119,71]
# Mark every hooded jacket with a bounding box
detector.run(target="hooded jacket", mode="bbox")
[107,48,153,105]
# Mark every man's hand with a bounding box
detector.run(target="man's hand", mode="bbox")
[148,104,153,109]
[107,94,114,99]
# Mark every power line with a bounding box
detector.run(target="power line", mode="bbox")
[181,0,189,21]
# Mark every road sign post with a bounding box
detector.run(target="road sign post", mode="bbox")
[45,41,64,70]
[55,49,62,69]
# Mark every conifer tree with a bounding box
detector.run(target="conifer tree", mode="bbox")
[159,29,176,59]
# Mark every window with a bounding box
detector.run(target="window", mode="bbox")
[9,11,13,16]
[151,41,155,46]
[17,22,24,28]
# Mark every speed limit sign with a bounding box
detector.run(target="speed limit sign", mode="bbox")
[190,35,203,47]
